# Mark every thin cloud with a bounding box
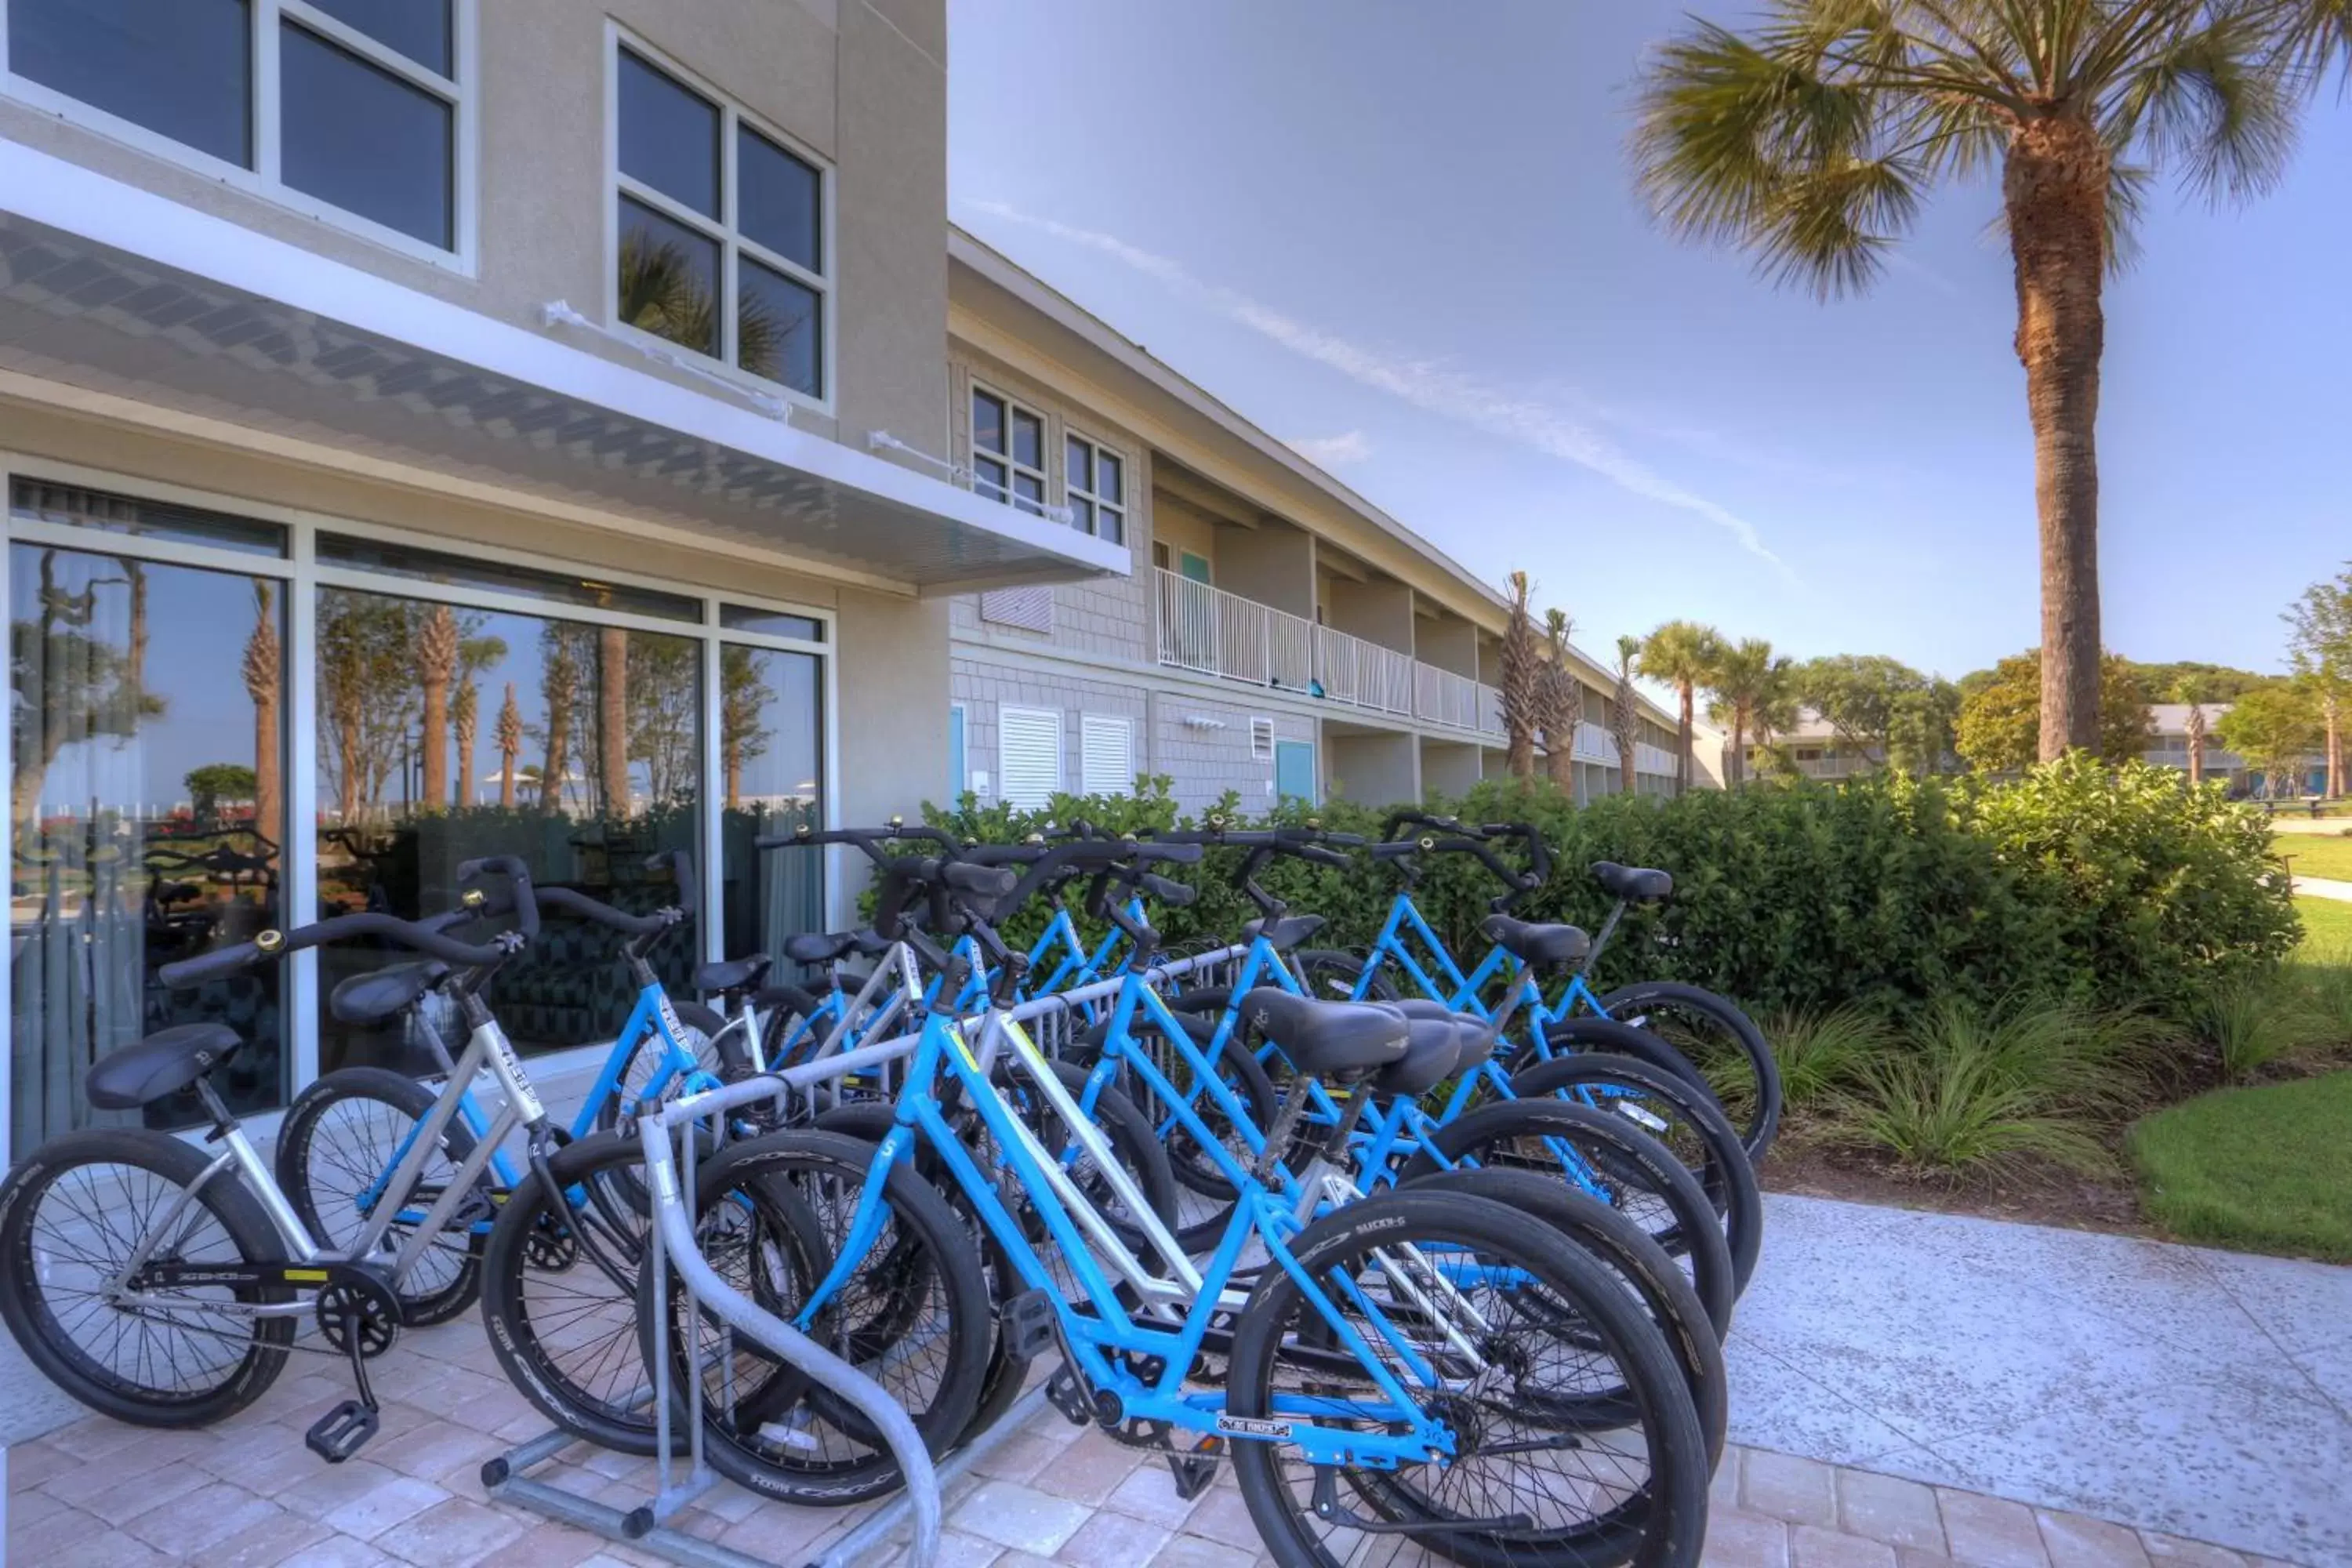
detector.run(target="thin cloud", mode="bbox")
[961,198,1792,579]
[1287,430,1373,467]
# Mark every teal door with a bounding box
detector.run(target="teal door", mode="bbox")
[1275,739,1316,804]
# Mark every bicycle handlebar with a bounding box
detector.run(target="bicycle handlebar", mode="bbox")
[753,821,957,860]
[454,855,540,940]
[159,909,521,989]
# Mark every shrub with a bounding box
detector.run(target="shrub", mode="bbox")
[910,755,2294,1027]
[2196,975,2324,1081]
[1766,1006,1897,1112]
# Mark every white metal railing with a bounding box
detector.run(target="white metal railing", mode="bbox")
[1152,568,1314,691]
[1414,663,1482,731]
[1316,623,1414,717]
[1479,682,1507,739]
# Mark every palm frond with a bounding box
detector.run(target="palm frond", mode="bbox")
[2106,6,2300,201]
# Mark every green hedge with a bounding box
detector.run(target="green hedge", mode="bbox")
[920,753,2297,1023]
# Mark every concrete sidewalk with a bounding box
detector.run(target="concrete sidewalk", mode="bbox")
[1729,1194,2352,1565]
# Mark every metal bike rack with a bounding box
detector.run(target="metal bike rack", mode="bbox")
[485,945,1249,1566]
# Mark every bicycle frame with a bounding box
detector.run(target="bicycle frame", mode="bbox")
[792,967,1476,1468]
[111,1011,550,1316]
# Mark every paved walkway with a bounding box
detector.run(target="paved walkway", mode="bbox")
[2290,873,2352,902]
[5,1194,2346,1566]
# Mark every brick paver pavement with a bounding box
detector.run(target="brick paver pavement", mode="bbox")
[0,1315,2308,1567]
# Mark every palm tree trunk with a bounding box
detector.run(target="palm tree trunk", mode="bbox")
[599,627,630,818]
[1731,711,1747,789]
[2005,118,2107,761]
[1676,683,1693,793]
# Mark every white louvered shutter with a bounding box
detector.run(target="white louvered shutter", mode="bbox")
[999,706,1063,809]
[1080,715,1134,797]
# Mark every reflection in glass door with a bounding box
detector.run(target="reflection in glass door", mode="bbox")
[9,522,287,1148]
[718,642,825,964]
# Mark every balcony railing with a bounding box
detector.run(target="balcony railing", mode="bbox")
[1152,567,1501,734]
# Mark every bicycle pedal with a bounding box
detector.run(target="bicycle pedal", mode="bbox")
[1042,1365,1093,1427]
[999,1289,1059,1361]
[1166,1438,1221,1500]
[305,1399,379,1463]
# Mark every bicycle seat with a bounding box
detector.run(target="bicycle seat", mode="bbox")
[1592,862,1673,903]
[1480,914,1591,971]
[1239,913,1327,952]
[695,954,772,994]
[1383,999,1501,1077]
[328,961,452,1025]
[1241,989,1406,1080]
[85,1023,242,1110]
[1368,1017,1465,1099]
[783,931,886,964]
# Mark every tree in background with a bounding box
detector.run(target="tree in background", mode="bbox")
[494,683,524,809]
[2169,675,2215,789]
[1538,609,1583,793]
[318,591,419,823]
[1639,619,1721,794]
[184,763,257,825]
[2217,682,2322,797]
[1704,637,1791,788]
[538,627,585,817]
[720,646,775,811]
[598,626,631,817]
[416,604,458,813]
[241,582,280,845]
[1886,679,1962,778]
[2133,661,2269,702]
[1498,572,1541,779]
[1611,635,1642,797]
[1633,2,2332,762]
[451,633,506,811]
[2285,565,2350,798]
[1796,654,1936,768]
[1957,649,2150,773]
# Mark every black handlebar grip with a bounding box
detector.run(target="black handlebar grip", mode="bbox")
[646,849,699,916]
[456,855,539,940]
[1294,844,1352,870]
[942,861,1019,899]
[158,939,264,988]
[1134,841,1205,866]
[1137,873,1197,907]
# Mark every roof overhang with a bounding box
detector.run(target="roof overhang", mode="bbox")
[0,143,1127,596]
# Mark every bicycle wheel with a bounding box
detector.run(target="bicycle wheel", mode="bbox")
[1294,949,1400,1003]
[1508,1051,1764,1298]
[644,1130,990,1508]
[1399,1098,1737,1334]
[1066,1016,1276,1251]
[0,1129,294,1428]
[275,1066,485,1325]
[1534,1014,1725,1107]
[479,1131,665,1454]
[1399,1165,1726,1472]
[1225,1187,1709,1568]
[1592,980,1782,1163]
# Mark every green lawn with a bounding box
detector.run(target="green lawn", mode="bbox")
[2297,895,2352,959]
[2129,1071,2352,1262]
[2278,833,2352,883]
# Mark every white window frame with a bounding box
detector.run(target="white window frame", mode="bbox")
[969,379,1049,518]
[997,704,1063,811]
[1079,713,1134,798]
[1064,432,1127,545]
[604,25,837,416]
[0,448,838,1153]
[0,0,479,273]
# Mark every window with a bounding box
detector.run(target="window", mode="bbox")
[318,532,702,622]
[720,603,825,642]
[971,386,1046,516]
[999,706,1062,810]
[1179,550,1212,585]
[1152,542,1171,572]
[1080,714,1133,797]
[4,0,467,257]
[1065,435,1127,544]
[1250,717,1275,762]
[612,42,829,401]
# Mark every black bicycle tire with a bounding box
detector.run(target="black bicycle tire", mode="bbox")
[274,1065,485,1325]
[1398,1097,1737,1334]
[1507,1051,1765,1298]
[1594,980,1783,1162]
[1399,1165,1727,1471]
[0,1127,295,1428]
[1224,1187,1709,1568]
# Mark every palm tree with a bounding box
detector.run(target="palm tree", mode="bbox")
[416,604,457,813]
[1639,620,1721,793]
[451,634,504,810]
[598,626,631,818]
[1611,634,1643,796]
[2170,677,2211,788]
[1498,572,1541,779]
[1704,637,1794,789]
[494,683,523,809]
[1540,609,1584,793]
[1634,4,2328,761]
[241,583,280,847]
[540,639,579,818]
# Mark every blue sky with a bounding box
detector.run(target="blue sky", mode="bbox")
[947,0,2352,683]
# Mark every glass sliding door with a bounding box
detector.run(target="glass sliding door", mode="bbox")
[717,639,825,966]
[314,579,702,1072]
[8,482,289,1148]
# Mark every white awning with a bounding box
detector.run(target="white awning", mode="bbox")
[0,143,1127,596]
